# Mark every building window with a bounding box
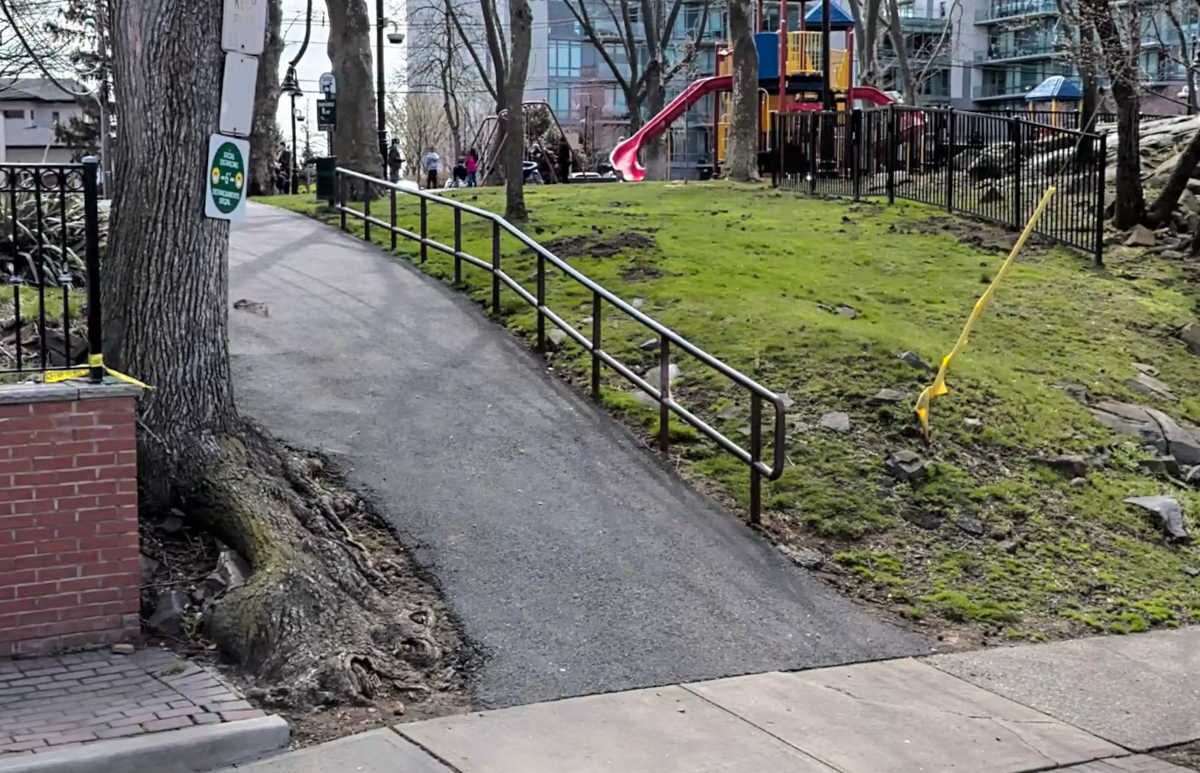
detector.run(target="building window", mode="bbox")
[2,109,22,120]
[51,111,60,125]
[548,86,573,119]
[549,40,581,77]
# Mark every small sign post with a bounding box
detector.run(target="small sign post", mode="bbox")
[205,135,250,221]
[317,99,337,132]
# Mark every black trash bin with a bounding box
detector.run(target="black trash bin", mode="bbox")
[315,156,338,205]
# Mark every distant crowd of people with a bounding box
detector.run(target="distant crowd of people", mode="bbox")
[387,139,480,190]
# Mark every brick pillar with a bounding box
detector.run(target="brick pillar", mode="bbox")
[0,383,143,656]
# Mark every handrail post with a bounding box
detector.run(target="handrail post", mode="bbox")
[363,192,371,242]
[81,157,102,384]
[1095,132,1106,268]
[750,394,762,525]
[591,291,602,399]
[659,337,670,455]
[390,188,397,251]
[338,172,346,231]
[536,251,546,352]
[491,220,501,316]
[453,208,462,285]
[420,197,428,264]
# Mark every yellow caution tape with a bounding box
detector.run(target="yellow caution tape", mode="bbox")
[43,354,154,389]
[914,186,1056,437]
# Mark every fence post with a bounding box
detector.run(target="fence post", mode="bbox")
[886,104,896,205]
[808,115,818,195]
[390,188,397,251]
[851,109,862,201]
[363,193,371,241]
[591,290,601,400]
[771,113,780,188]
[419,197,427,264]
[1011,117,1023,227]
[536,251,546,352]
[82,157,103,384]
[659,337,670,455]
[946,107,956,212]
[453,208,462,285]
[491,220,501,316]
[749,393,762,526]
[1095,132,1107,268]
[338,173,346,231]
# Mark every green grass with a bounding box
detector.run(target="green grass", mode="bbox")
[264,181,1200,639]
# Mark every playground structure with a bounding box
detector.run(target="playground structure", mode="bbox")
[609,1,902,181]
[470,101,583,186]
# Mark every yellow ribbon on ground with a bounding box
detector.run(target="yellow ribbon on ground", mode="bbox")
[914,186,1056,437]
[44,353,154,389]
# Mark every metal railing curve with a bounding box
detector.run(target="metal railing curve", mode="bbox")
[333,167,786,524]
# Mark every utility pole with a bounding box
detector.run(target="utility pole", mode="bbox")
[376,0,388,178]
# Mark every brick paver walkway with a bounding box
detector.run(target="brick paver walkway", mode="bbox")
[0,647,265,756]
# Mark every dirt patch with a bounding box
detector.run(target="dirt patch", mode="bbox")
[907,214,1051,255]
[142,449,473,748]
[542,230,657,259]
[1157,743,1200,771]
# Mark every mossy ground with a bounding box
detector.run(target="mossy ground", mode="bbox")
[264,181,1200,645]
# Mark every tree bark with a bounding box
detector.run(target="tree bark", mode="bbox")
[327,0,384,176]
[504,0,532,221]
[1147,126,1200,226]
[250,0,284,196]
[107,0,453,709]
[725,0,760,182]
[885,0,917,105]
[1080,0,1143,228]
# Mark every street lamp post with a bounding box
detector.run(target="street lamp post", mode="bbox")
[283,67,303,195]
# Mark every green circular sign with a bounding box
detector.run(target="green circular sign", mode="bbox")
[210,141,246,215]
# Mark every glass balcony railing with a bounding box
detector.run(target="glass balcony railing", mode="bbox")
[975,0,1058,23]
[973,41,1062,62]
[973,81,1041,99]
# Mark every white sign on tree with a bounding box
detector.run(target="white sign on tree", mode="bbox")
[219,53,259,137]
[222,0,268,55]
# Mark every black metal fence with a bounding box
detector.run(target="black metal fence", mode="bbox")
[332,167,786,525]
[772,105,1107,264]
[0,159,104,379]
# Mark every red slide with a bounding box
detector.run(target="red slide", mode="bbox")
[609,75,732,182]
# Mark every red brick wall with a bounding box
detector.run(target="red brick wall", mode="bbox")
[0,384,142,656]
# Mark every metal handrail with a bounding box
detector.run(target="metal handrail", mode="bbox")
[333,167,787,524]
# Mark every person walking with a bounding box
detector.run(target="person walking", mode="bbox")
[465,149,478,187]
[388,139,404,183]
[423,148,440,189]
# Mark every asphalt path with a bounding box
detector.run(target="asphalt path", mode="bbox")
[228,202,925,708]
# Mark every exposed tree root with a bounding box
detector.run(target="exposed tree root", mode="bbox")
[180,428,461,709]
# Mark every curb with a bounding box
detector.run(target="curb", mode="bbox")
[0,716,290,773]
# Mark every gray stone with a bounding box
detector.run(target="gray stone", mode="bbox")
[1126,372,1177,401]
[1138,456,1184,479]
[400,685,838,773]
[215,547,251,593]
[956,516,984,537]
[1069,477,1088,487]
[1032,454,1088,478]
[963,417,982,430]
[1181,322,1200,355]
[546,329,568,350]
[1145,408,1200,464]
[1124,495,1190,541]
[818,412,851,434]
[1091,401,1168,452]
[632,297,645,309]
[111,643,135,655]
[868,388,909,405]
[1125,224,1157,247]
[997,539,1018,554]
[147,590,190,636]
[885,450,927,482]
[1180,189,1200,215]
[687,660,1122,773]
[638,338,659,351]
[1182,566,1200,577]
[780,546,825,571]
[1134,362,1159,376]
[1163,249,1187,259]
[778,393,795,410]
[140,554,160,584]
[158,514,184,534]
[903,510,942,530]
[642,363,680,390]
[898,351,932,371]
[835,304,857,319]
[927,628,1200,751]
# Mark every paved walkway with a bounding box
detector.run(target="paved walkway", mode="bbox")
[228,203,924,708]
[219,628,1200,773]
[0,647,265,758]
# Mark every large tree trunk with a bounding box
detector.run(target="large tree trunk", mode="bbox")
[108,0,452,709]
[504,0,532,221]
[327,0,384,176]
[885,0,917,105]
[250,0,284,196]
[642,62,667,180]
[725,0,760,182]
[1147,126,1200,226]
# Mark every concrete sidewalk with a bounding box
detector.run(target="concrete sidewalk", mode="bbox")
[219,628,1200,773]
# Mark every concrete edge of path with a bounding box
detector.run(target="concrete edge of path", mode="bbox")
[0,716,290,773]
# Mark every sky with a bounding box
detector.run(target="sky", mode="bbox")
[277,0,408,156]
